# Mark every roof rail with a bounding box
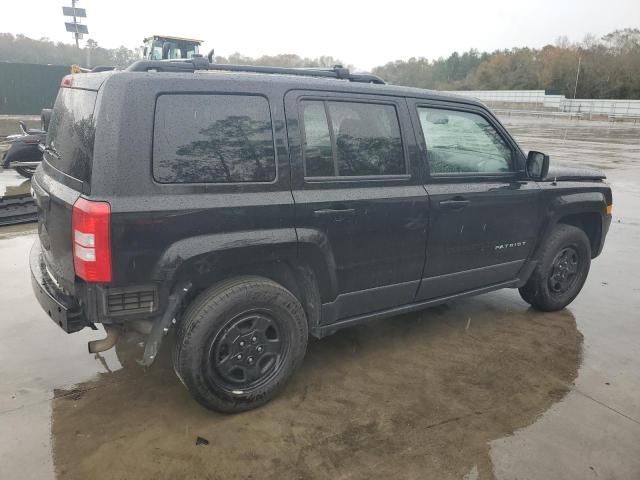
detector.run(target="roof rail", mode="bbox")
[125,59,385,84]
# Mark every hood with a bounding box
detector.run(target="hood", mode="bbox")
[544,164,606,182]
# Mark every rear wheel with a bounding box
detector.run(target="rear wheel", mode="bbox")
[173,276,308,413]
[519,224,591,311]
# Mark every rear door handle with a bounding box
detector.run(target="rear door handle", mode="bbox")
[439,199,470,209]
[313,208,356,217]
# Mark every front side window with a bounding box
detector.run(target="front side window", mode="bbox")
[417,107,512,175]
[153,94,275,183]
[301,100,405,177]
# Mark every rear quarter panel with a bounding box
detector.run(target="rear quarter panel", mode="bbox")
[90,74,296,300]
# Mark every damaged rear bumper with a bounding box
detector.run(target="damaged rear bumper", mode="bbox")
[30,240,87,333]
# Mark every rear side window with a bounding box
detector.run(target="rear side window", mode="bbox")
[153,94,275,183]
[301,100,405,178]
[46,88,97,183]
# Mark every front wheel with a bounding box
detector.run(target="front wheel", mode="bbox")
[173,276,308,413]
[519,224,591,311]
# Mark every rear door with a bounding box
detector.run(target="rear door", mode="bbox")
[285,90,429,322]
[33,85,98,294]
[408,100,544,300]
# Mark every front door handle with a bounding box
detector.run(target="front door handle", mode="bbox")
[439,199,470,209]
[313,208,356,217]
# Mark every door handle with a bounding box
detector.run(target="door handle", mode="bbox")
[439,199,470,209]
[313,208,356,217]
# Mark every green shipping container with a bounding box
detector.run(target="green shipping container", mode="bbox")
[0,62,70,115]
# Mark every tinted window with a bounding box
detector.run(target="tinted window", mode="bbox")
[46,88,97,183]
[417,107,512,175]
[301,100,405,177]
[153,94,275,183]
[302,101,334,177]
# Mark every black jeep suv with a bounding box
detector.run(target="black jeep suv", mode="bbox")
[30,60,612,412]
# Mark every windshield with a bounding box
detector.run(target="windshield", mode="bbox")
[147,40,199,59]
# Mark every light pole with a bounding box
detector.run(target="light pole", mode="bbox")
[63,1,88,49]
[572,55,581,102]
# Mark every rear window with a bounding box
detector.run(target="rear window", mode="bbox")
[153,94,276,183]
[301,100,405,178]
[46,88,97,183]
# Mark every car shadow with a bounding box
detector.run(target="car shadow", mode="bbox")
[50,291,582,480]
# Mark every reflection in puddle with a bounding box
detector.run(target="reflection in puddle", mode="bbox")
[51,294,582,479]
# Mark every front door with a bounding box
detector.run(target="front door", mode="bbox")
[409,101,544,300]
[285,91,429,322]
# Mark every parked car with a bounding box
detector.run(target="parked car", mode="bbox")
[30,60,612,412]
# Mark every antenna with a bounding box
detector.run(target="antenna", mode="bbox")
[62,0,88,48]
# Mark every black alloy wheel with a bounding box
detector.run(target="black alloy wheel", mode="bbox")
[207,311,287,392]
[548,246,580,295]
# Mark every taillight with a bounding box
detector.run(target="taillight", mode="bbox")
[61,75,73,87]
[72,197,112,282]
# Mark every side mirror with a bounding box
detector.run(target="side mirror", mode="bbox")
[526,151,549,180]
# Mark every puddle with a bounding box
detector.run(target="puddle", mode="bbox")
[49,297,582,479]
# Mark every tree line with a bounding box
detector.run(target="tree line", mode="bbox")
[0,34,138,68]
[1,29,639,99]
[372,29,640,99]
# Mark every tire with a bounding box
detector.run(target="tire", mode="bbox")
[519,224,591,311]
[16,166,36,178]
[173,276,308,413]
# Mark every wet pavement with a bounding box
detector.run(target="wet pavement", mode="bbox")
[0,116,639,479]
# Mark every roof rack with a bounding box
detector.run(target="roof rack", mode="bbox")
[125,58,385,84]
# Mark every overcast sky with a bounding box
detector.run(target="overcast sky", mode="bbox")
[1,0,638,70]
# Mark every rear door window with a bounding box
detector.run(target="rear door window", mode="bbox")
[153,94,276,183]
[46,87,97,183]
[301,100,405,178]
[301,101,334,177]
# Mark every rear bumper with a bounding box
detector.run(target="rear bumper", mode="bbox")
[30,240,87,333]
